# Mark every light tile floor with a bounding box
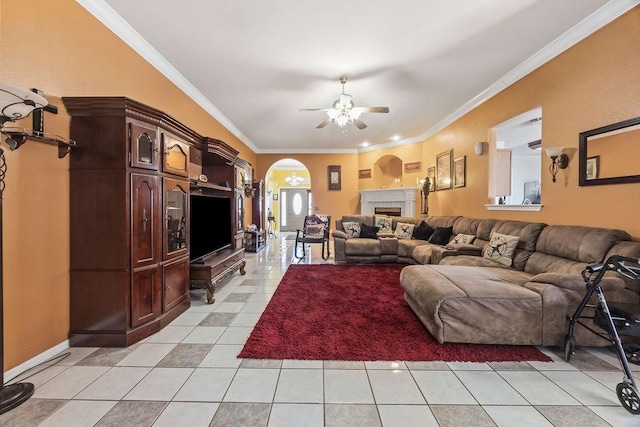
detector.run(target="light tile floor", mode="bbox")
[2,235,640,426]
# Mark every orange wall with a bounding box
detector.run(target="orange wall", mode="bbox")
[0,0,255,370]
[357,7,640,235]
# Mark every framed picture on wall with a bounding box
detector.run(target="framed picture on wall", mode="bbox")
[453,155,466,188]
[328,165,341,190]
[427,166,436,192]
[436,150,453,190]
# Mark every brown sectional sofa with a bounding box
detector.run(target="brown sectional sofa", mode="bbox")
[333,215,463,264]
[332,214,640,347]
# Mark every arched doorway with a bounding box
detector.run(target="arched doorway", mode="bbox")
[264,159,312,234]
[373,155,403,189]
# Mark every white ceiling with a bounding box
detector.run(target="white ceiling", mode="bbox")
[81,0,636,153]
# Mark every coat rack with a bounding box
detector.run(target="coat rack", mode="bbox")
[0,82,74,414]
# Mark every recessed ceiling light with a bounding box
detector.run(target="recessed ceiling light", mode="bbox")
[361,141,369,147]
[392,135,401,141]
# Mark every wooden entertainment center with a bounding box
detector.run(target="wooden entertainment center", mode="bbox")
[63,97,247,346]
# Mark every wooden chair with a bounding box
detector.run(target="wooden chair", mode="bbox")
[295,214,331,259]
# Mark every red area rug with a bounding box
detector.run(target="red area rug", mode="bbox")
[239,264,552,362]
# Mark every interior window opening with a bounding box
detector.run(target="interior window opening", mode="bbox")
[488,107,542,210]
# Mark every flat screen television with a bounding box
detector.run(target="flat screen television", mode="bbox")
[189,194,232,262]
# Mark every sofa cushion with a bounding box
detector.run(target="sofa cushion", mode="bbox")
[425,216,461,229]
[412,244,437,264]
[428,226,453,245]
[452,233,475,244]
[359,223,379,239]
[440,255,512,268]
[394,222,415,239]
[345,238,381,256]
[535,225,630,264]
[483,233,519,267]
[374,216,393,233]
[451,217,481,236]
[398,239,429,258]
[413,221,435,240]
[524,225,631,276]
[342,222,361,238]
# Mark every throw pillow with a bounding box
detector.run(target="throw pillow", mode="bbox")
[375,216,393,233]
[359,223,380,239]
[413,221,435,240]
[394,222,415,240]
[304,224,325,239]
[452,233,476,244]
[342,221,361,238]
[428,226,453,245]
[483,232,520,267]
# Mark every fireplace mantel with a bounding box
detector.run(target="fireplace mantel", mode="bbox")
[359,188,417,216]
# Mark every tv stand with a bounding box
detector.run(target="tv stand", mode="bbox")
[189,247,246,303]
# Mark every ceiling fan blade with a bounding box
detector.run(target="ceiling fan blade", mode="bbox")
[357,106,389,113]
[353,119,367,130]
[316,118,332,128]
[300,108,330,112]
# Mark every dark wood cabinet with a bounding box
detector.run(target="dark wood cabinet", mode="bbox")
[132,267,161,328]
[162,256,190,311]
[131,173,161,269]
[252,180,264,230]
[130,121,159,171]
[64,97,198,347]
[163,178,189,260]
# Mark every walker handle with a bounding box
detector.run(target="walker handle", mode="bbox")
[585,263,604,274]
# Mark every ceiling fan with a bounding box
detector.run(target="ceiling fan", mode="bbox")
[300,76,389,130]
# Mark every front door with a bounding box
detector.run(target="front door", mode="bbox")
[280,188,308,232]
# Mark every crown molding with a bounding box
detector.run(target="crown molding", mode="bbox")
[257,147,358,155]
[367,0,640,152]
[75,0,259,153]
[358,135,424,153]
[78,0,638,156]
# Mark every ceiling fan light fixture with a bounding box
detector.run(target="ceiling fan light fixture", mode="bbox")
[338,93,352,109]
[302,76,389,130]
[335,114,349,127]
[348,109,361,121]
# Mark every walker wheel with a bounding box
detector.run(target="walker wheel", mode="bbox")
[624,344,640,365]
[563,335,575,362]
[616,383,640,414]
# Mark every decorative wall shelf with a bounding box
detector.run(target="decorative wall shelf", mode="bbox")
[485,204,543,212]
[190,179,233,192]
[1,127,76,158]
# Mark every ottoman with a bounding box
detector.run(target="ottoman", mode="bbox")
[400,264,543,345]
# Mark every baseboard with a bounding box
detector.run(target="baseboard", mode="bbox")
[4,340,70,383]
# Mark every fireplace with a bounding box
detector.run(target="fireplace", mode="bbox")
[375,207,401,217]
[359,188,417,217]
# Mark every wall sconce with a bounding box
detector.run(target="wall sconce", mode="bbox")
[545,147,569,183]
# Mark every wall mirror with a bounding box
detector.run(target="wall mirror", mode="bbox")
[579,116,640,186]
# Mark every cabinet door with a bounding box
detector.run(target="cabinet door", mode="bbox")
[131,173,160,268]
[162,133,190,177]
[164,178,189,260]
[132,267,161,327]
[162,257,189,312]
[129,121,159,171]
